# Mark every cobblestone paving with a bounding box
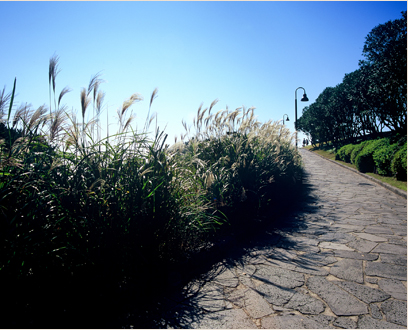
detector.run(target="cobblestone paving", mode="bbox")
[151,149,407,329]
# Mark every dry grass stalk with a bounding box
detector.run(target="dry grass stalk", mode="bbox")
[13,103,32,129]
[150,88,158,109]
[87,72,103,97]
[28,105,48,133]
[49,54,61,112]
[49,54,60,94]
[80,88,91,121]
[58,86,72,109]
[49,106,68,142]
[0,86,12,119]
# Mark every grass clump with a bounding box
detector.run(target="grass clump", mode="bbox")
[178,104,302,233]
[0,55,302,327]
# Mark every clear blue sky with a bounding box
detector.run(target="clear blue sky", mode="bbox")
[1,1,406,146]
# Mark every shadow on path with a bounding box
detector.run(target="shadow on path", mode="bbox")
[119,168,322,328]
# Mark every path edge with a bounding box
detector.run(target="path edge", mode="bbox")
[302,148,407,200]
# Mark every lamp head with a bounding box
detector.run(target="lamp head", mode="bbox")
[301,93,309,102]
[286,116,290,121]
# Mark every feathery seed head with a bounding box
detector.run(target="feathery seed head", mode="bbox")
[80,87,91,119]
[58,86,72,108]
[49,53,60,93]
[150,88,158,109]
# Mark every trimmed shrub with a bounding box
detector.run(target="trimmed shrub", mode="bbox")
[391,142,407,181]
[343,144,356,163]
[355,138,390,173]
[373,143,399,176]
[350,140,371,164]
[335,144,351,161]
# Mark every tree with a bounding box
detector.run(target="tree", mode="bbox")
[359,11,407,134]
[298,11,406,145]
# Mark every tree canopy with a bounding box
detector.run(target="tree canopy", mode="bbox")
[298,11,407,145]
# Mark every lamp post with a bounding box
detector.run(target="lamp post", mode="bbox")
[282,114,290,125]
[295,87,309,150]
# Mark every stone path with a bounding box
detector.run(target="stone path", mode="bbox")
[143,148,407,329]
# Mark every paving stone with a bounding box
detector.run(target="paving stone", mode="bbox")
[293,264,329,276]
[284,291,325,314]
[235,264,257,288]
[381,300,407,326]
[333,250,378,261]
[264,257,297,271]
[213,265,239,288]
[355,232,387,242]
[378,279,407,301]
[306,276,368,316]
[389,225,407,236]
[344,219,377,226]
[330,259,364,283]
[267,247,298,261]
[261,314,328,329]
[332,224,365,232]
[242,289,274,319]
[384,236,407,246]
[226,288,273,319]
[254,264,304,289]
[347,214,377,222]
[364,226,394,235]
[277,236,320,253]
[235,263,256,277]
[256,282,296,306]
[380,253,407,266]
[370,303,382,320]
[365,276,378,284]
[189,282,229,313]
[189,308,257,329]
[358,315,405,329]
[296,252,337,264]
[319,242,354,251]
[310,315,336,328]
[378,217,405,225]
[225,287,246,306]
[371,243,407,255]
[346,238,378,253]
[334,281,390,303]
[366,262,407,281]
[318,232,355,243]
[333,316,357,329]
[360,205,382,213]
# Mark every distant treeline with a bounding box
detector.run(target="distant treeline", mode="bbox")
[298,11,406,147]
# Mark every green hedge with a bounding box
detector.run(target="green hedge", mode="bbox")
[334,137,406,180]
[373,143,399,176]
[335,143,355,163]
[350,140,370,164]
[355,138,390,173]
[391,142,407,181]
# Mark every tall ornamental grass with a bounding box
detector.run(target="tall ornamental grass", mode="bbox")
[0,55,302,326]
[177,102,302,232]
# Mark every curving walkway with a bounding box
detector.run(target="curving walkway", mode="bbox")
[141,148,407,329]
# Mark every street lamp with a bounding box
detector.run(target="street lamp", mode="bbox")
[282,114,290,125]
[295,87,309,150]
